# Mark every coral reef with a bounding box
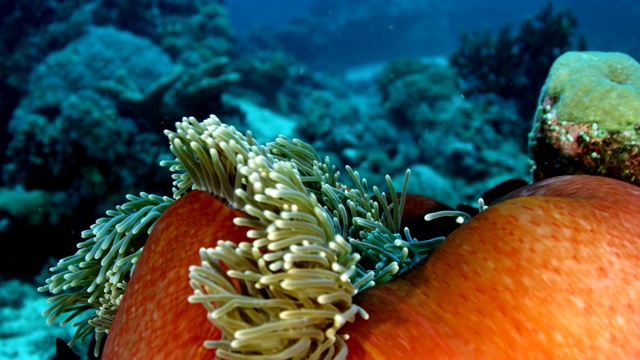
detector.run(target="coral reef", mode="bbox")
[92,0,234,56]
[231,52,296,110]
[243,55,531,208]
[0,0,91,91]
[100,55,241,131]
[374,58,530,204]
[298,90,364,147]
[0,0,94,167]
[157,1,235,62]
[450,4,586,119]
[529,51,640,185]
[2,13,239,278]
[375,58,459,131]
[11,26,175,129]
[10,25,239,134]
[1,89,171,277]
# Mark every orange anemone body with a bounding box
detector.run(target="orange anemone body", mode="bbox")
[346,176,640,359]
[102,190,249,359]
[102,175,640,359]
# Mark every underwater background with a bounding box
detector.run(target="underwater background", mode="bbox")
[0,0,638,358]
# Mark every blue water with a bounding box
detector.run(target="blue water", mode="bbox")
[0,0,638,358]
[227,0,638,65]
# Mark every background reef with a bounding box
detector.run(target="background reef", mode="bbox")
[0,0,637,358]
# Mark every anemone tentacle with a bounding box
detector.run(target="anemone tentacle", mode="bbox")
[39,114,443,358]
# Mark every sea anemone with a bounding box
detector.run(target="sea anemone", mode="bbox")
[39,115,443,357]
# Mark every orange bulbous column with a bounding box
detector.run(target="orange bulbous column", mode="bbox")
[102,190,250,359]
[346,176,640,359]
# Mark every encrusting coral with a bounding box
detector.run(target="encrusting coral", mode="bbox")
[39,115,443,358]
[529,51,640,185]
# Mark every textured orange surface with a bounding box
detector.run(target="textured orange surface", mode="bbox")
[102,190,250,359]
[346,176,640,359]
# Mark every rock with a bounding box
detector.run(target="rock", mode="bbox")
[529,51,640,185]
